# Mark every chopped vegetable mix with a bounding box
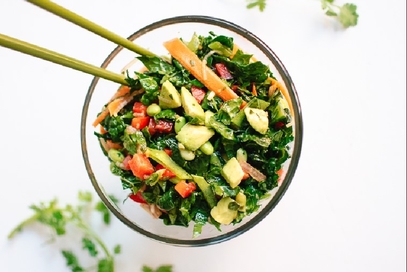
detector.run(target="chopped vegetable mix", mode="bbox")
[94,32,294,237]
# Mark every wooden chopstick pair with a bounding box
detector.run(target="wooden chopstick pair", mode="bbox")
[0,0,157,85]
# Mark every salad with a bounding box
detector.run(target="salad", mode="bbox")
[92,31,294,237]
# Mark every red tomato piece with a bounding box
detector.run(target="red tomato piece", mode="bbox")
[163,148,172,156]
[122,155,132,170]
[128,153,155,179]
[154,120,173,134]
[191,86,206,104]
[215,63,233,80]
[129,191,147,204]
[131,116,150,130]
[133,102,148,117]
[174,180,196,198]
[148,118,157,135]
[274,121,285,130]
[155,164,176,179]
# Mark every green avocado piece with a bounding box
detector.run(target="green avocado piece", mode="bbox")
[272,97,290,123]
[192,175,217,208]
[221,157,245,188]
[244,107,269,134]
[231,97,270,128]
[181,87,205,120]
[145,148,191,180]
[158,80,182,109]
[175,123,215,151]
[210,197,238,225]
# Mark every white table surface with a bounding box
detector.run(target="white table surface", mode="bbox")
[0,0,405,271]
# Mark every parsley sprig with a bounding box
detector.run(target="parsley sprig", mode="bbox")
[8,191,173,272]
[8,191,121,272]
[320,0,358,28]
[246,0,359,28]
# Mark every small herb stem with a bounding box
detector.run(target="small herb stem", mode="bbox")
[7,213,40,239]
[76,220,112,258]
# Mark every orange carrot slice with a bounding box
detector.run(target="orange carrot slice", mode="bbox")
[92,89,144,127]
[110,85,131,101]
[92,108,110,127]
[251,83,257,96]
[163,38,239,102]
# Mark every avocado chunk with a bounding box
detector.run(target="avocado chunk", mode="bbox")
[272,96,290,124]
[221,157,245,188]
[181,87,205,120]
[175,123,215,151]
[145,147,191,180]
[210,197,238,225]
[231,97,270,128]
[158,80,182,109]
[244,107,269,134]
[192,175,217,208]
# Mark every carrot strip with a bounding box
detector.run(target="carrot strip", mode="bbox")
[107,94,133,117]
[110,85,131,101]
[268,77,294,116]
[92,89,144,127]
[251,83,257,96]
[163,38,239,102]
[92,108,109,127]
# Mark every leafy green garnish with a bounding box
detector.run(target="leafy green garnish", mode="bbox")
[142,265,173,272]
[246,0,359,28]
[246,0,267,12]
[321,0,358,28]
[8,191,120,272]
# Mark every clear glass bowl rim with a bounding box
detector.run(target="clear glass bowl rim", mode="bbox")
[81,15,304,247]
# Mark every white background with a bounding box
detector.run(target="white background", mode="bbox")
[0,0,405,271]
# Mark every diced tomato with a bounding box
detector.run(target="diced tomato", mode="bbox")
[129,191,147,204]
[148,119,173,135]
[163,148,172,156]
[128,153,155,179]
[122,155,132,170]
[133,102,148,117]
[231,84,239,92]
[148,118,157,135]
[174,180,196,198]
[274,121,285,130]
[131,116,150,130]
[215,63,233,80]
[154,120,173,134]
[155,164,176,179]
[191,85,206,104]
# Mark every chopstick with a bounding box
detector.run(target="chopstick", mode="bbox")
[0,33,128,85]
[26,0,158,58]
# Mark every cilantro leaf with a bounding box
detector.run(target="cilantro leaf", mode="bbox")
[339,3,359,28]
[320,0,359,28]
[61,250,85,272]
[246,0,267,12]
[97,257,114,272]
[113,244,121,254]
[82,237,99,257]
[142,265,173,272]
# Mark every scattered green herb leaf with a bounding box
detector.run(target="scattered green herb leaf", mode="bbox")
[7,191,174,272]
[8,191,119,272]
[246,0,359,28]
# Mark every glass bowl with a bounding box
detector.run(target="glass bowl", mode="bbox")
[81,15,303,246]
